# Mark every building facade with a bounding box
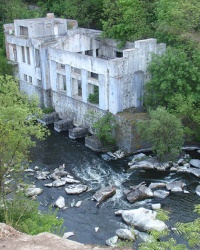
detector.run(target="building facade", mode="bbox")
[4,14,166,126]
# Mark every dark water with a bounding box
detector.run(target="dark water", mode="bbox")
[29,127,200,246]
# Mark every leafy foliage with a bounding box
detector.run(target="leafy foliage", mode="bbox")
[88,86,99,104]
[0,75,49,193]
[93,112,116,146]
[0,192,64,235]
[137,107,184,160]
[144,47,200,109]
[102,0,152,44]
[155,0,200,44]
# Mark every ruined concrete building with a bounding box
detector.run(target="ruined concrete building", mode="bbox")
[4,14,165,152]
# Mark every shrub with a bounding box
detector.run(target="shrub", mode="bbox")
[137,107,184,160]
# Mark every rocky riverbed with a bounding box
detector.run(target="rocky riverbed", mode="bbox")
[16,129,200,247]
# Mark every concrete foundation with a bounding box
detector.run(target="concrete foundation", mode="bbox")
[68,126,89,139]
[54,118,74,132]
[37,112,59,125]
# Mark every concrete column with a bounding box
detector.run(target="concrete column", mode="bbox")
[65,64,72,97]
[133,71,144,108]
[98,74,108,110]
[81,69,88,103]
[108,76,123,114]
[49,60,57,91]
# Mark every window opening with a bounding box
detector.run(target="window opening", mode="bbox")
[116,51,123,58]
[21,46,25,63]
[20,26,28,37]
[26,47,30,64]
[88,85,99,104]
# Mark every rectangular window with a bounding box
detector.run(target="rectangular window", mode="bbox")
[90,72,98,80]
[116,51,123,58]
[24,74,27,81]
[35,49,40,67]
[37,79,42,86]
[57,63,65,70]
[29,76,32,83]
[85,50,93,56]
[26,47,30,64]
[21,46,25,63]
[57,73,67,91]
[20,26,28,37]
[72,67,81,74]
[72,78,82,98]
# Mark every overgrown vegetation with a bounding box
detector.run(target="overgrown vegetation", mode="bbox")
[138,206,200,250]
[88,86,99,104]
[92,112,116,146]
[137,107,184,160]
[0,192,64,236]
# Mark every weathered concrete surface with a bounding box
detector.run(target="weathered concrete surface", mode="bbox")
[0,223,133,250]
[37,112,59,125]
[54,118,74,132]
[69,126,89,139]
[85,135,115,152]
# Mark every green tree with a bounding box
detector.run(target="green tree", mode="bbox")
[0,75,48,194]
[144,47,200,109]
[137,107,184,160]
[102,0,153,45]
[155,0,200,44]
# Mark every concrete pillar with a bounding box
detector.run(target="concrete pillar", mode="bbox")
[65,64,72,97]
[98,74,108,110]
[133,71,144,108]
[108,76,123,114]
[50,60,57,91]
[81,69,88,103]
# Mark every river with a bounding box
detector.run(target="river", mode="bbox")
[29,127,200,246]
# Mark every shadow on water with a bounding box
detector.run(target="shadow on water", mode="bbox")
[29,127,200,246]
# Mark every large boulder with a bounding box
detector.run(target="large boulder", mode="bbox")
[54,196,65,209]
[166,180,186,192]
[116,229,135,241]
[120,207,167,231]
[25,187,43,197]
[65,184,88,195]
[153,190,170,199]
[189,159,200,169]
[195,185,200,196]
[93,186,116,205]
[125,184,153,203]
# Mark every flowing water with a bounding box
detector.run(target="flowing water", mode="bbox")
[29,127,200,246]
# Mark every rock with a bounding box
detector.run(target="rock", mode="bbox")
[190,159,200,169]
[128,158,156,170]
[121,207,167,231]
[24,169,34,173]
[125,184,153,203]
[25,187,43,197]
[93,186,116,205]
[116,229,135,241]
[106,236,118,247]
[151,204,161,210]
[44,183,53,187]
[195,185,200,196]
[60,177,80,184]
[149,182,166,189]
[53,170,69,178]
[166,180,186,192]
[65,184,88,194]
[36,171,50,180]
[0,223,133,250]
[52,179,66,187]
[95,227,99,232]
[134,229,155,243]
[153,190,170,199]
[54,196,65,209]
[34,166,39,170]
[62,232,74,239]
[191,168,200,178]
[75,201,82,207]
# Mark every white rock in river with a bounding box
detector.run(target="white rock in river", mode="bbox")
[65,184,88,194]
[54,196,65,209]
[63,232,74,239]
[120,207,167,231]
[149,182,166,189]
[191,168,200,178]
[106,236,118,247]
[25,187,43,197]
[190,159,200,169]
[195,185,200,196]
[60,177,80,184]
[116,229,135,241]
[153,190,169,199]
[52,179,66,187]
[166,180,186,192]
